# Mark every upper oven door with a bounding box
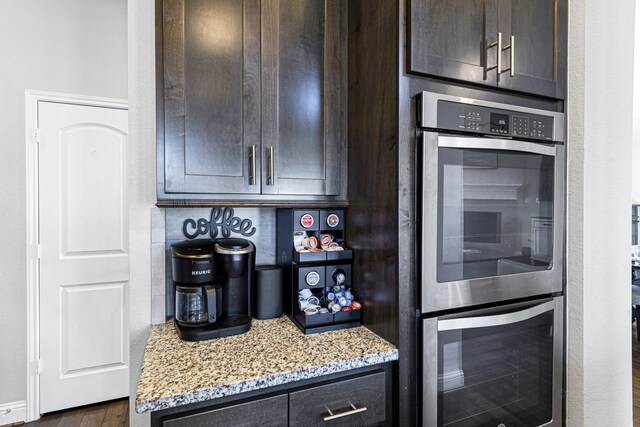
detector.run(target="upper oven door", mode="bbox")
[421,133,565,313]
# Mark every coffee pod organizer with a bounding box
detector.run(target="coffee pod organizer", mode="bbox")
[277,209,361,334]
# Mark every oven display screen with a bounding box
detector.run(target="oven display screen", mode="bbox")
[490,113,510,133]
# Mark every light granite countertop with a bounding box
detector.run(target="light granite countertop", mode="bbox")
[135,316,398,413]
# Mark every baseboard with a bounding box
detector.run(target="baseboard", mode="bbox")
[0,401,27,426]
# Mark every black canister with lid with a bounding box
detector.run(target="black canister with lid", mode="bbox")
[253,265,283,319]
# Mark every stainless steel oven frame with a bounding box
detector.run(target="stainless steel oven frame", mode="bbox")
[420,92,566,314]
[422,296,564,427]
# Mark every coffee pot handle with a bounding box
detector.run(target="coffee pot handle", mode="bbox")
[204,286,217,323]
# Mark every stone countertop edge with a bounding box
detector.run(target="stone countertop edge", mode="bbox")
[135,348,398,414]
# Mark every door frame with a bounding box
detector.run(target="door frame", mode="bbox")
[25,90,128,421]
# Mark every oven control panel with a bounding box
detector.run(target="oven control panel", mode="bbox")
[436,100,555,141]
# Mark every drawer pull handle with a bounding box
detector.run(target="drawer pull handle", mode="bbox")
[323,403,367,421]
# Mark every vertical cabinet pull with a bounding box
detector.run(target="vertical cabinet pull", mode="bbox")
[486,33,515,77]
[249,145,256,186]
[267,146,274,186]
[486,32,501,73]
[501,35,514,77]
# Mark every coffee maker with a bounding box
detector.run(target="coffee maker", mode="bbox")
[171,238,255,341]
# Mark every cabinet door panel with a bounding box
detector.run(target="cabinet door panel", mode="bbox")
[408,0,497,87]
[262,0,343,195]
[163,394,288,427]
[289,371,386,426]
[163,0,261,194]
[497,0,567,98]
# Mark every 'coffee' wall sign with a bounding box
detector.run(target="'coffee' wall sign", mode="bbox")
[183,207,256,239]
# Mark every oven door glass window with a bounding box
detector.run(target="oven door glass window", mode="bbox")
[438,147,554,282]
[437,307,554,426]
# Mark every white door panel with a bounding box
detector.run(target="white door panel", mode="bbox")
[38,101,129,413]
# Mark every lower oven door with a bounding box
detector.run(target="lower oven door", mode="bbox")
[422,296,563,427]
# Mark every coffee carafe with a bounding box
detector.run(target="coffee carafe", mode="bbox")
[171,238,255,341]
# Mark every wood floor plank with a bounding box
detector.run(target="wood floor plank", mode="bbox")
[102,399,128,426]
[25,399,128,427]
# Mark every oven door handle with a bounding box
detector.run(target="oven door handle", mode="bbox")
[437,135,556,156]
[437,300,555,331]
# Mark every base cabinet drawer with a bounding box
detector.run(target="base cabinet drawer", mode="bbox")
[289,371,386,426]
[162,394,288,427]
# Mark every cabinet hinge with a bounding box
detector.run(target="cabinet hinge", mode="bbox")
[34,128,41,144]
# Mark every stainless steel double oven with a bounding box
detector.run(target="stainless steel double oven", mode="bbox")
[418,91,565,427]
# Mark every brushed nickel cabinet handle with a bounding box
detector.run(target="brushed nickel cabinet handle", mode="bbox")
[249,145,256,186]
[486,32,502,73]
[501,35,515,76]
[323,403,367,421]
[267,146,274,186]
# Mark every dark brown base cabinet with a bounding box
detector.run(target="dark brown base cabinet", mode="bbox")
[150,365,392,426]
[408,0,567,99]
[156,0,347,201]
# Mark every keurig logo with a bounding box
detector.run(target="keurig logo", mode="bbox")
[192,269,212,276]
[300,214,314,228]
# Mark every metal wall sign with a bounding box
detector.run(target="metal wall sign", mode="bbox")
[182,207,256,239]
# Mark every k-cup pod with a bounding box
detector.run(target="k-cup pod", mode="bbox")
[299,300,309,310]
[304,307,319,315]
[327,292,336,302]
[333,285,341,293]
[305,271,321,287]
[338,296,348,307]
[344,290,354,300]
[330,303,341,313]
[293,231,306,247]
[341,306,352,311]
[351,301,362,310]
[300,213,315,228]
[307,295,320,305]
[302,236,319,249]
[320,234,334,247]
[299,289,313,300]
[319,307,329,314]
[326,213,340,228]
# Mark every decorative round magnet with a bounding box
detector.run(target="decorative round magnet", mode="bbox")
[305,270,321,286]
[300,213,314,228]
[326,213,340,228]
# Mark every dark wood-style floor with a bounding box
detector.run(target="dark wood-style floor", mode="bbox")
[23,398,128,427]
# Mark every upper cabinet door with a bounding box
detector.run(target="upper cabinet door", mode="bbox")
[162,0,261,194]
[408,0,498,88]
[495,0,567,99]
[261,0,344,196]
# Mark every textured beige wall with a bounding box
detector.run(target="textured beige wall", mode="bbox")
[566,0,635,425]
[0,0,127,406]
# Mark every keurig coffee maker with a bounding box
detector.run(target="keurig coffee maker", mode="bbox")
[171,238,255,341]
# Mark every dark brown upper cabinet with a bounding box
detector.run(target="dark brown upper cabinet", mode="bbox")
[158,0,346,200]
[408,0,567,99]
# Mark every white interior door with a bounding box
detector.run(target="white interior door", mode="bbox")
[38,101,129,413]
